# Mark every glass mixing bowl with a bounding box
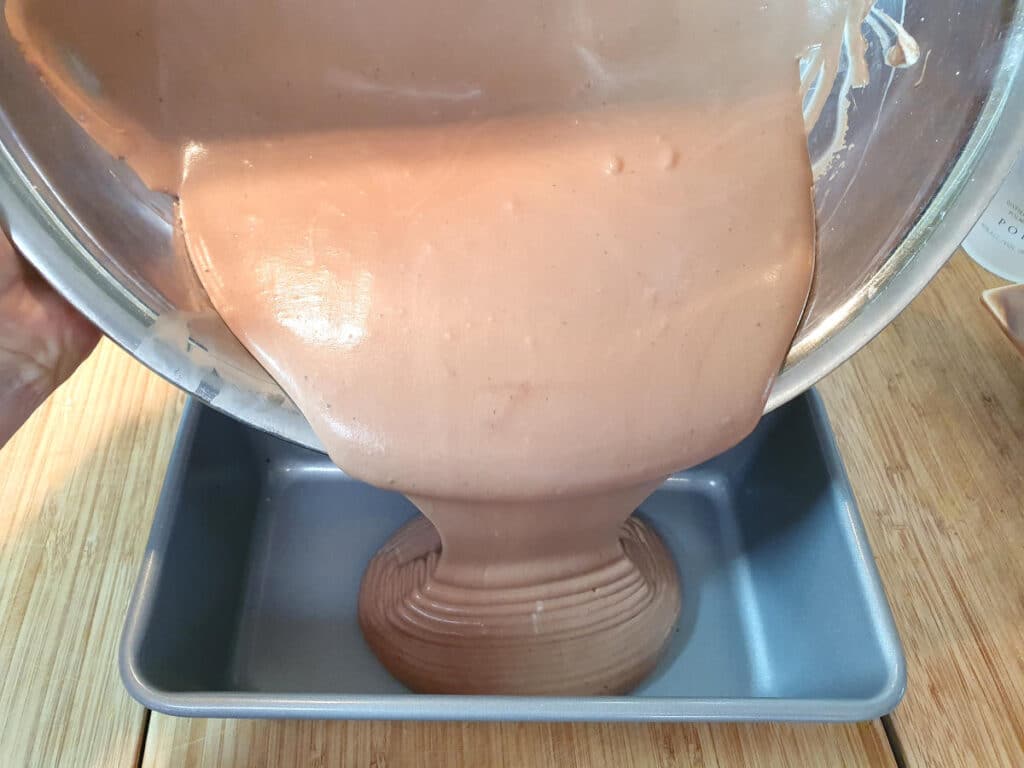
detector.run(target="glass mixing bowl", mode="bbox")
[0,0,1022,452]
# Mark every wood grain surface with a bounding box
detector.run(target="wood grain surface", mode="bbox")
[0,252,1021,767]
[0,340,185,767]
[819,253,1024,767]
[140,717,894,768]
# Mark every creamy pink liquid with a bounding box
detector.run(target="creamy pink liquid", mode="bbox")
[8,0,862,693]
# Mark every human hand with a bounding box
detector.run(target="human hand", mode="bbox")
[1,232,99,447]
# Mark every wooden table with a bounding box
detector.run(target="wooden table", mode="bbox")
[1,252,1021,767]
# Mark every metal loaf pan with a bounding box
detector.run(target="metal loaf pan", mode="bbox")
[120,390,905,721]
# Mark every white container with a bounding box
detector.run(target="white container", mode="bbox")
[964,152,1024,282]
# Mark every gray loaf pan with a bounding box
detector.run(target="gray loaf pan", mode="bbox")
[119,390,905,721]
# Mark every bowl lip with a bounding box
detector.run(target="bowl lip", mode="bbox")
[1,12,1023,445]
[769,14,1024,411]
